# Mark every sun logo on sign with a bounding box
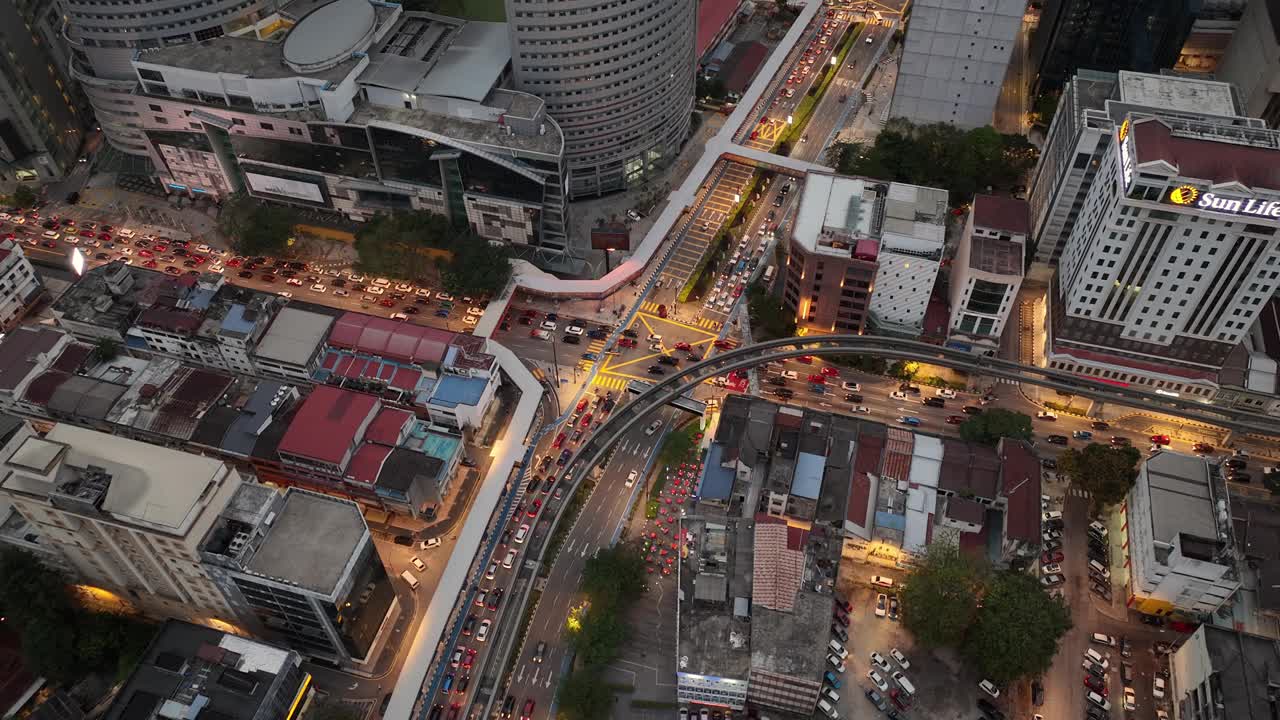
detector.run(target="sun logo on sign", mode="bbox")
[1168,185,1199,206]
[1117,118,1131,142]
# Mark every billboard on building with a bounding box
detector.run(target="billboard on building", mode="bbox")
[245,172,324,204]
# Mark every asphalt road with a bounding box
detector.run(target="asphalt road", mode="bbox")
[504,406,684,720]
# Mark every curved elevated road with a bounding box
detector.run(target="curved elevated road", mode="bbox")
[469,335,1278,718]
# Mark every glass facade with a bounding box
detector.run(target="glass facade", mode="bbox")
[370,127,443,187]
[229,134,376,180]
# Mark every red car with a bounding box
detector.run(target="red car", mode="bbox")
[225,257,243,267]
[618,338,637,348]
[1084,675,1108,696]
[520,700,535,720]
[552,433,566,449]
[796,355,813,364]
[575,398,589,413]
[98,232,112,242]
[527,499,542,518]
[674,341,692,351]
[142,260,158,268]
[580,413,593,428]
[713,339,735,350]
[1150,434,1171,446]
[379,298,396,308]
[1041,550,1064,564]
[820,366,839,377]
[657,304,668,318]
[462,648,477,670]
[945,415,965,425]
[79,229,95,238]
[807,374,825,384]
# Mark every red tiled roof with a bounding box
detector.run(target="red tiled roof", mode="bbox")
[327,312,453,366]
[1051,344,1218,381]
[366,407,413,445]
[972,194,1031,236]
[277,385,379,465]
[882,428,914,481]
[347,442,392,485]
[390,366,422,391]
[1132,117,1280,190]
[999,438,1041,543]
[697,0,740,59]
[958,524,988,559]
[752,514,806,612]
[846,433,884,525]
[136,307,202,334]
[722,41,768,94]
[940,439,1001,499]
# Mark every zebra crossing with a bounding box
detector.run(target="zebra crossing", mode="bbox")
[591,375,629,392]
[637,301,722,331]
[1065,487,1092,499]
[577,338,608,372]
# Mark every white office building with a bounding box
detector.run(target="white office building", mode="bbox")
[889,0,1025,129]
[0,420,247,626]
[1124,451,1239,617]
[0,240,44,331]
[867,183,949,337]
[1027,70,1249,264]
[1046,114,1280,398]
[947,194,1029,354]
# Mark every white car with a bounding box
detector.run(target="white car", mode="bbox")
[311,283,326,293]
[1042,563,1063,575]
[827,654,846,673]
[1123,687,1137,711]
[870,652,891,672]
[889,648,909,669]
[853,406,871,414]
[419,537,442,550]
[540,320,558,332]
[1037,410,1058,421]
[395,283,414,292]
[890,391,908,400]
[515,524,530,544]
[373,277,391,287]
[1153,677,1166,699]
[565,325,585,335]
[936,388,957,398]
[645,420,663,436]
[467,306,485,316]
[842,381,860,391]
[410,557,426,572]
[502,549,517,569]
[347,273,366,282]
[626,470,639,487]
[781,370,799,380]
[476,619,491,642]
[979,679,1000,698]
[416,287,432,297]
[277,291,293,298]
[463,315,478,326]
[485,562,497,580]
[874,593,887,617]
[867,670,888,692]
[436,292,453,301]
[365,285,385,295]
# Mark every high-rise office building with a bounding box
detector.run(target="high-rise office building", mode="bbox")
[1029,0,1199,95]
[0,0,88,182]
[0,420,247,626]
[1047,114,1280,398]
[61,0,280,157]
[505,0,696,198]
[1027,70,1248,265]
[946,195,1029,355]
[889,0,1025,129]
[1173,0,1245,75]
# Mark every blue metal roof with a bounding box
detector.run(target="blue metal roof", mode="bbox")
[792,451,825,499]
[698,443,736,500]
[430,375,487,408]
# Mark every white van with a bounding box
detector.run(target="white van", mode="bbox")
[871,575,895,589]
[893,672,915,697]
[1088,521,1109,539]
[828,640,848,659]
[816,698,839,718]
[822,686,839,704]
[1084,648,1109,669]
[1086,691,1111,711]
[1089,559,1111,578]
[400,570,420,590]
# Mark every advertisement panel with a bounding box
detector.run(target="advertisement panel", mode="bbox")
[244,172,324,204]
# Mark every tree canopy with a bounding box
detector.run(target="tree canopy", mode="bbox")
[217,192,297,256]
[900,543,985,648]
[3,185,37,209]
[962,570,1072,684]
[901,544,1072,682]
[0,548,155,683]
[1057,443,1142,508]
[826,119,1037,205]
[355,210,512,296]
[959,409,1033,446]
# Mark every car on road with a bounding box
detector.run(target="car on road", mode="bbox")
[476,619,492,642]
[1036,410,1058,421]
[626,470,639,487]
[890,390,908,400]
[410,557,426,572]
[1046,434,1069,445]
[978,679,1001,698]
[645,420,663,436]
[1150,434,1171,445]
[1110,436,1132,446]
[946,415,966,424]
[485,563,497,580]
[420,537,442,550]
[1073,430,1094,440]
[1193,442,1215,454]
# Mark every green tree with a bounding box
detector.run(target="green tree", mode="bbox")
[659,424,698,467]
[696,76,727,101]
[558,668,614,720]
[747,285,797,341]
[1033,92,1059,126]
[4,185,37,209]
[582,545,647,611]
[963,570,1072,683]
[1057,443,1141,508]
[958,409,1033,446]
[900,543,985,648]
[217,192,296,256]
[309,699,362,720]
[437,238,512,296]
[833,354,888,375]
[91,337,120,364]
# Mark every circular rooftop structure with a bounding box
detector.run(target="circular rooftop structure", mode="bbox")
[283,0,377,73]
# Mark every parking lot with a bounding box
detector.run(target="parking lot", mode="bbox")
[832,562,989,720]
